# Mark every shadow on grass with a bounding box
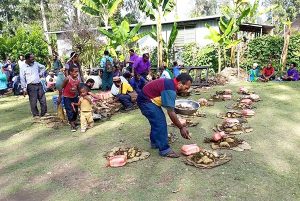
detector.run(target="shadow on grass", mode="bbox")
[0,94,56,141]
[1,83,300,200]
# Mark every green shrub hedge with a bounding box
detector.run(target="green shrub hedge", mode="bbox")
[181,43,219,72]
[244,34,300,70]
[0,25,48,63]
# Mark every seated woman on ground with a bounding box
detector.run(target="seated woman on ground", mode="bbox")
[281,62,299,81]
[258,63,275,82]
[249,63,260,82]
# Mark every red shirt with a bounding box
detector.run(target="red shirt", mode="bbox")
[263,67,275,77]
[63,76,80,98]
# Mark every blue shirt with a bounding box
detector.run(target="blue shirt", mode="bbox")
[129,77,147,94]
[0,67,7,90]
[173,66,180,77]
[100,56,113,72]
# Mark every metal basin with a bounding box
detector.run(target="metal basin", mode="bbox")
[175,99,200,115]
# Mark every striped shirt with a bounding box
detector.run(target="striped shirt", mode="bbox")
[138,78,178,109]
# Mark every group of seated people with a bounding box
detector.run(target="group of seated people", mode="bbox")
[107,61,183,111]
[249,62,299,82]
[109,73,148,111]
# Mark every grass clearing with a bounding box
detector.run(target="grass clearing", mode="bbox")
[0,82,299,201]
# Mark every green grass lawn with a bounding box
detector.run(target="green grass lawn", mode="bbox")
[0,82,299,201]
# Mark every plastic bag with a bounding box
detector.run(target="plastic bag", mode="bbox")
[55,72,65,90]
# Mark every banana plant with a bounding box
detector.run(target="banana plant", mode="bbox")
[76,0,123,29]
[206,19,240,73]
[150,22,178,66]
[138,0,176,68]
[206,0,255,71]
[99,19,149,61]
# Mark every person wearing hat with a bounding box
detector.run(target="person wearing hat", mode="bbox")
[249,63,260,82]
[112,76,134,111]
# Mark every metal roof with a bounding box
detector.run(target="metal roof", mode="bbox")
[239,23,275,34]
[46,15,221,34]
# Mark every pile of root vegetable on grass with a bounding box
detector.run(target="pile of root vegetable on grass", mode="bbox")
[178,86,260,169]
[104,86,261,169]
[92,91,138,120]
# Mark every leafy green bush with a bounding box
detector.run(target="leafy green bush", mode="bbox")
[181,43,219,72]
[244,34,300,71]
[0,25,48,63]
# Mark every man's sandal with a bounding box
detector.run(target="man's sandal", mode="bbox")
[164,150,180,158]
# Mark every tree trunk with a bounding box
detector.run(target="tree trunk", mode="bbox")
[40,0,52,55]
[76,0,81,24]
[230,46,236,68]
[218,46,221,73]
[237,43,240,79]
[230,33,237,68]
[223,47,227,69]
[157,6,163,69]
[281,24,291,72]
[104,15,109,30]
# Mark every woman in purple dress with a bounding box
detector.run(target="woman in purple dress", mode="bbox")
[282,62,299,81]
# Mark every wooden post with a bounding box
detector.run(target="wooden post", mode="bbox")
[237,33,240,79]
[281,22,291,72]
[157,6,163,69]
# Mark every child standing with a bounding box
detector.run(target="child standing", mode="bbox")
[72,86,94,132]
[58,67,80,132]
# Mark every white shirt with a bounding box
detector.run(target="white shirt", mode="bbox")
[46,75,57,83]
[20,61,46,89]
[160,70,171,79]
[110,76,128,96]
[18,60,24,67]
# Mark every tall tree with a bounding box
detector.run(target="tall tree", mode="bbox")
[123,0,144,23]
[40,0,52,55]
[206,0,255,72]
[0,0,41,34]
[138,0,176,68]
[191,0,218,17]
[262,0,300,70]
[263,0,300,33]
[77,0,123,29]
